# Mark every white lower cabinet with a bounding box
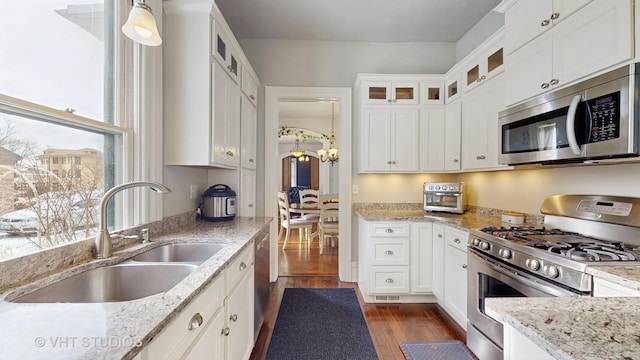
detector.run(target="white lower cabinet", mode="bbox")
[442,226,468,329]
[140,243,255,360]
[358,218,433,302]
[431,223,445,299]
[593,277,640,297]
[503,323,555,360]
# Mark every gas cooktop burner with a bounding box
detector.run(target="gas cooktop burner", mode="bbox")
[480,226,640,262]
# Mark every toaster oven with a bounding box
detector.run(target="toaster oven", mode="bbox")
[423,182,466,214]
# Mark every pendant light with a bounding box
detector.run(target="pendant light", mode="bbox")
[317,102,339,165]
[290,139,306,158]
[122,0,162,46]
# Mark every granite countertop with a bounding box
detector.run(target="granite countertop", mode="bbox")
[354,207,512,231]
[0,217,271,360]
[486,296,640,360]
[586,265,640,291]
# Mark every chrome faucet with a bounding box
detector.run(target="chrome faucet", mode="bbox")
[95,181,171,258]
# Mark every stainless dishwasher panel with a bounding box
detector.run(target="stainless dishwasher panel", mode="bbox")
[254,231,270,340]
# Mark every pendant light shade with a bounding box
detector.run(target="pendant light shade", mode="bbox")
[122,0,162,46]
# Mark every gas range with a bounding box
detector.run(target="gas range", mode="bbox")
[468,195,640,293]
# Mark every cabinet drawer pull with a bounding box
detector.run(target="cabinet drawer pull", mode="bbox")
[226,150,234,156]
[385,278,394,284]
[476,155,486,160]
[385,228,394,234]
[222,327,231,336]
[188,313,204,330]
[550,12,560,20]
[454,238,461,244]
[239,262,247,271]
[385,250,394,256]
[541,19,550,26]
[549,79,559,86]
[462,264,468,269]
[229,314,238,322]
[541,82,550,89]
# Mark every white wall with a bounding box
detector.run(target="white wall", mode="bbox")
[240,39,456,86]
[351,173,458,203]
[455,11,505,62]
[162,166,208,217]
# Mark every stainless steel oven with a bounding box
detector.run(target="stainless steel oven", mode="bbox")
[423,182,466,214]
[466,195,640,360]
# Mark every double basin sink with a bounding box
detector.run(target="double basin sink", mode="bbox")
[10,243,225,303]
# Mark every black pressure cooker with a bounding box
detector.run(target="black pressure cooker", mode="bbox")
[201,184,236,221]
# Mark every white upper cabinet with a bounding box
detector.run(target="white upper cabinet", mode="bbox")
[504,0,593,54]
[462,35,504,93]
[444,100,462,171]
[241,67,258,106]
[444,72,461,104]
[241,97,257,170]
[213,20,241,84]
[362,81,420,105]
[504,0,632,105]
[360,108,419,172]
[461,72,510,171]
[421,79,444,105]
[420,107,446,171]
[212,62,241,168]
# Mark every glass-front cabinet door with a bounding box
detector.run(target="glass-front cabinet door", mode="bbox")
[463,40,504,92]
[422,79,444,105]
[363,81,419,105]
[212,20,241,84]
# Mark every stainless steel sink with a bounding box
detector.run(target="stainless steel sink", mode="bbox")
[10,263,197,303]
[132,243,225,264]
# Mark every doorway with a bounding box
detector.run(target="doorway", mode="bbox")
[264,87,352,282]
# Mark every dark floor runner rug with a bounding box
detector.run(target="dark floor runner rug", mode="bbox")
[266,288,379,360]
[399,340,478,360]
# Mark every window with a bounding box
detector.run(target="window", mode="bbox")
[0,1,132,261]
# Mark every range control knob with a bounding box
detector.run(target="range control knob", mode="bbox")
[472,238,480,246]
[480,241,490,250]
[498,248,512,259]
[525,258,540,271]
[442,185,448,190]
[543,265,560,278]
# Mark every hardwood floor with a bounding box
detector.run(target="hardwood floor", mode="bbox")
[252,228,466,360]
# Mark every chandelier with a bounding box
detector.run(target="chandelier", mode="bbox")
[317,102,339,165]
[290,139,306,158]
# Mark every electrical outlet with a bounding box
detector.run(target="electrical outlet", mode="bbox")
[352,185,359,195]
[189,185,199,199]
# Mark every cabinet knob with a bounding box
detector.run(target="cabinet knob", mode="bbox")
[385,228,394,233]
[222,327,231,336]
[385,250,394,256]
[249,203,254,207]
[462,264,468,269]
[453,159,459,163]
[541,82,550,89]
[229,314,238,322]
[550,79,559,86]
[249,158,255,163]
[188,313,204,330]
[239,262,247,271]
[226,150,234,156]
[387,99,392,103]
[385,278,394,284]
[437,234,443,238]
[250,94,256,100]
[550,12,560,20]
[541,19,550,26]
[476,155,486,160]
[454,238,461,244]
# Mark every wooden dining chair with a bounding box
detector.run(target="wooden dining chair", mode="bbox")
[278,191,312,250]
[318,193,339,255]
[299,189,320,228]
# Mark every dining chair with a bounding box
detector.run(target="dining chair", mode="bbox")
[278,191,312,250]
[318,193,339,255]
[299,189,320,226]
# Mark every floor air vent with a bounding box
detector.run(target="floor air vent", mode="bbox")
[375,295,400,301]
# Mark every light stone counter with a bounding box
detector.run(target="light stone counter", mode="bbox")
[486,296,640,360]
[0,217,271,360]
[586,265,640,291]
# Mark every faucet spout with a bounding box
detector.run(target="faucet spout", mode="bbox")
[95,181,171,258]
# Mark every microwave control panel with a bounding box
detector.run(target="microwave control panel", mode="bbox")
[586,92,620,143]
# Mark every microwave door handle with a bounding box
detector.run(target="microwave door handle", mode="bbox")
[566,94,583,155]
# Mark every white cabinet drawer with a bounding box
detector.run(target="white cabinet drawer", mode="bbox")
[145,274,225,360]
[445,226,468,253]
[226,242,254,294]
[371,238,409,266]
[368,223,410,237]
[369,266,410,294]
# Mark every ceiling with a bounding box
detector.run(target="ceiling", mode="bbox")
[214,0,502,43]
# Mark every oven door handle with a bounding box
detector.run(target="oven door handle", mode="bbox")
[428,192,461,197]
[471,250,582,297]
[566,94,583,155]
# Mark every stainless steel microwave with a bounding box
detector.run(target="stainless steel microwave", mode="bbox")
[498,63,640,166]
